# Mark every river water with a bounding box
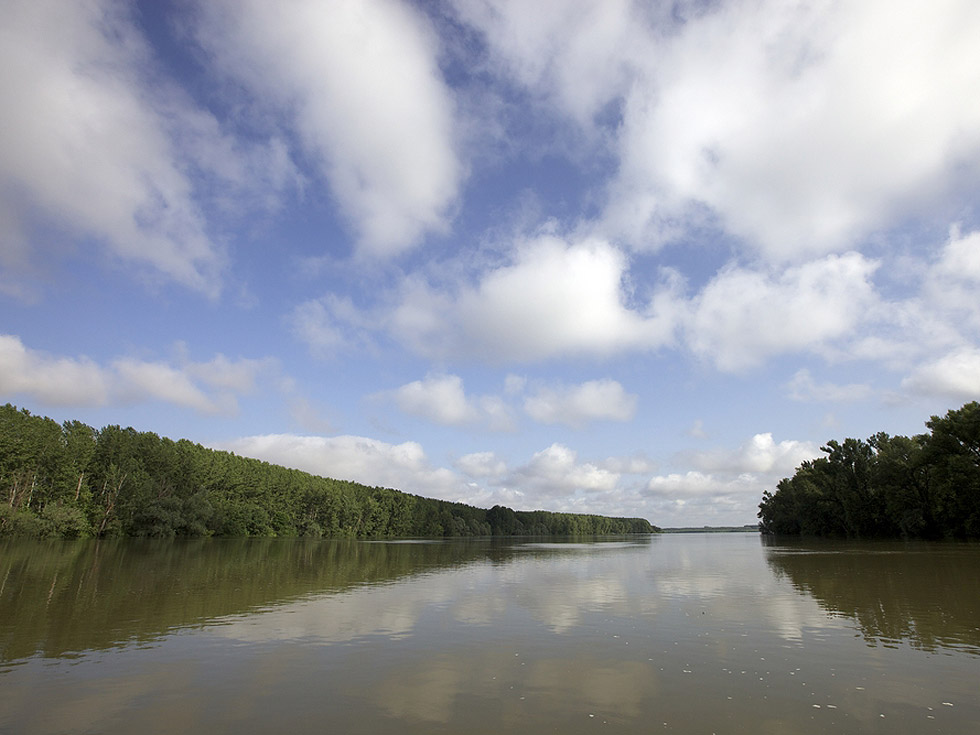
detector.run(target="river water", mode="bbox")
[1,534,978,734]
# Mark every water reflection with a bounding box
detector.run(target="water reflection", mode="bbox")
[0,537,503,662]
[764,538,980,655]
[3,535,979,735]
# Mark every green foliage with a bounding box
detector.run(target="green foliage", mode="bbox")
[0,404,658,539]
[759,402,980,539]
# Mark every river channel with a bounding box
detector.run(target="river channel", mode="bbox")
[1,533,978,734]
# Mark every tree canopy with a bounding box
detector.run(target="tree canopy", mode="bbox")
[0,404,657,539]
[758,402,980,538]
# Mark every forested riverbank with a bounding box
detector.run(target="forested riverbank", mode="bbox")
[758,402,980,539]
[0,404,656,539]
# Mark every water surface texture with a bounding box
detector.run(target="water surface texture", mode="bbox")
[2,534,978,734]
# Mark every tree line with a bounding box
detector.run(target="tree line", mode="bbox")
[758,401,980,538]
[0,404,657,539]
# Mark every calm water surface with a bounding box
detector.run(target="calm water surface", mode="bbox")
[1,534,978,734]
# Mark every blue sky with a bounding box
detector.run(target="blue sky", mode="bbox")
[2,0,980,527]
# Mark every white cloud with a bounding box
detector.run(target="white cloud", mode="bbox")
[523,378,637,427]
[647,471,757,499]
[451,0,641,129]
[185,353,274,395]
[386,373,643,431]
[455,451,507,479]
[599,454,657,475]
[0,335,109,406]
[389,234,680,361]
[194,0,461,256]
[686,253,879,371]
[687,433,820,477]
[0,0,213,286]
[0,2,229,294]
[393,374,479,426]
[923,226,980,328]
[113,359,231,415]
[644,431,821,526]
[456,0,980,260]
[902,348,980,401]
[512,443,620,495]
[0,334,274,415]
[825,226,980,375]
[0,0,306,297]
[735,433,819,476]
[293,239,887,375]
[386,373,517,430]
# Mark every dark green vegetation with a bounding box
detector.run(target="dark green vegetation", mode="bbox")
[0,404,656,539]
[758,402,980,538]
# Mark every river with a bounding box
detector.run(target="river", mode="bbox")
[1,533,978,734]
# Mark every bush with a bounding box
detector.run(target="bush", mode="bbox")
[41,504,92,538]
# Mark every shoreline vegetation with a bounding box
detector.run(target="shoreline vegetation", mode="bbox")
[0,404,657,539]
[758,401,980,539]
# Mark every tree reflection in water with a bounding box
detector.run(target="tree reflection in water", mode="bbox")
[764,538,980,655]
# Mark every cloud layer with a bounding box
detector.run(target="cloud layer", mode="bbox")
[457,0,980,258]
[193,0,462,256]
[0,335,274,415]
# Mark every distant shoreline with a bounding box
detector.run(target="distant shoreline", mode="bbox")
[661,525,760,534]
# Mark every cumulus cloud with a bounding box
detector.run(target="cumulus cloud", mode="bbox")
[512,443,620,495]
[923,226,980,328]
[384,372,639,430]
[293,236,888,374]
[644,431,820,526]
[193,0,461,256]
[385,373,516,430]
[388,234,680,361]
[392,374,479,426]
[902,348,980,401]
[523,378,637,427]
[686,253,880,371]
[0,1,211,290]
[113,359,233,415]
[455,0,980,260]
[685,432,820,477]
[459,444,657,516]
[0,335,273,415]
[451,0,641,129]
[0,0,295,296]
[0,335,109,406]
[455,451,507,479]
[647,471,759,499]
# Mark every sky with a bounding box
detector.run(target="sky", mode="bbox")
[2,0,980,528]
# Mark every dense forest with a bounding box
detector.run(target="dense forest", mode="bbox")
[758,401,980,539]
[0,404,656,539]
